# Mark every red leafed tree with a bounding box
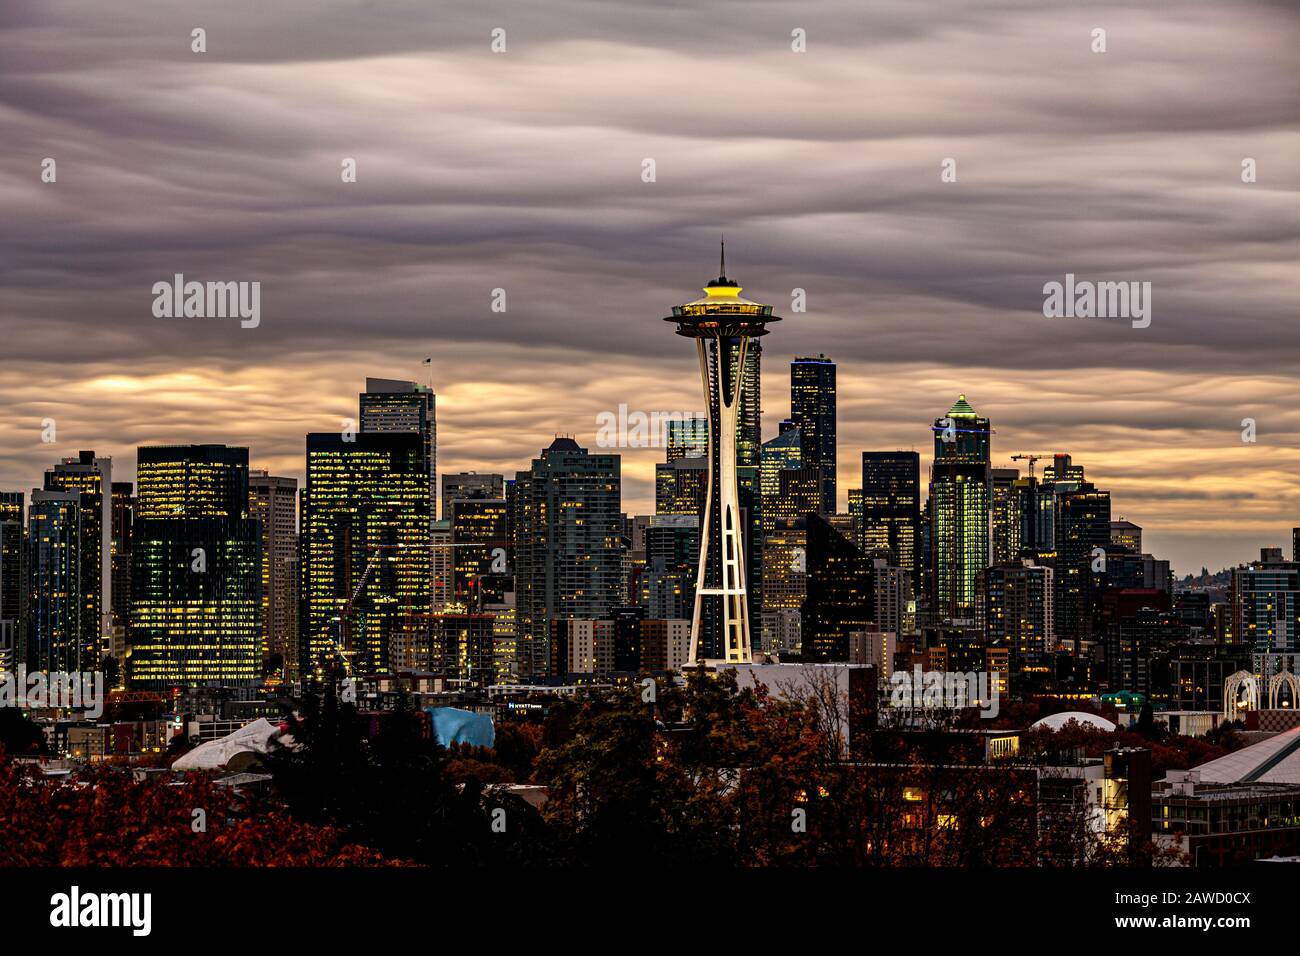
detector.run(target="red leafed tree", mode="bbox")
[0,756,407,866]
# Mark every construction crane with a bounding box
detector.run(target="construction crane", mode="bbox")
[1009,454,1050,479]
[331,544,400,675]
[331,539,511,675]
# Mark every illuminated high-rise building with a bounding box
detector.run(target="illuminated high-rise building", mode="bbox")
[980,560,1054,670]
[764,466,822,536]
[1042,453,1085,485]
[44,451,112,661]
[1110,519,1142,553]
[441,472,504,517]
[666,416,709,462]
[871,556,914,638]
[487,598,518,683]
[928,396,991,621]
[301,432,431,677]
[431,519,453,612]
[248,470,298,680]
[108,482,134,664]
[990,467,1020,564]
[128,445,260,687]
[433,611,496,688]
[801,513,874,662]
[442,476,510,607]
[1008,475,1042,553]
[360,377,436,519]
[790,355,836,514]
[514,438,622,678]
[449,496,510,607]
[645,515,698,622]
[760,518,806,655]
[1055,484,1111,652]
[1232,551,1300,679]
[28,490,89,673]
[0,493,24,672]
[655,455,708,518]
[664,248,781,663]
[759,429,802,538]
[860,452,920,591]
[730,341,763,473]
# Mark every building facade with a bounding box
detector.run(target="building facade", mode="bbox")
[514,437,622,679]
[928,397,991,621]
[301,432,431,677]
[790,355,836,515]
[128,445,260,687]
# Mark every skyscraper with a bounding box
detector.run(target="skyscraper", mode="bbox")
[764,467,822,535]
[359,377,436,519]
[301,432,431,677]
[43,451,112,661]
[441,472,504,517]
[871,556,914,638]
[514,437,623,678]
[1111,519,1142,553]
[760,518,806,655]
[665,416,709,461]
[980,560,1055,670]
[664,250,781,663]
[860,451,921,592]
[790,354,836,514]
[129,445,260,687]
[1055,484,1111,652]
[28,490,88,673]
[655,455,708,518]
[449,496,511,607]
[644,514,699,622]
[433,611,496,689]
[1232,550,1300,679]
[928,396,991,621]
[801,513,874,662]
[0,493,24,672]
[108,482,134,665]
[248,470,298,680]
[1008,475,1041,553]
[729,341,763,473]
[990,467,1020,564]
[759,429,802,535]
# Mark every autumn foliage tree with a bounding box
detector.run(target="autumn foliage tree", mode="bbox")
[0,756,400,866]
[264,681,549,865]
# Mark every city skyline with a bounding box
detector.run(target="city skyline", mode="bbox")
[4,0,1300,903]
[3,0,1299,574]
[1,364,1291,577]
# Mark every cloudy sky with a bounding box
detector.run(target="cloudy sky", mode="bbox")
[2,0,1297,573]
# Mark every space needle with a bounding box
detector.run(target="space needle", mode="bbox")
[664,243,782,665]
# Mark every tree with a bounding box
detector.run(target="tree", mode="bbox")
[0,756,400,866]
[264,680,548,865]
[0,709,47,756]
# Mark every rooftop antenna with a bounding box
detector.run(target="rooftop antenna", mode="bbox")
[720,235,726,279]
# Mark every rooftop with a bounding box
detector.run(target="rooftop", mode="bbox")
[1188,725,1300,785]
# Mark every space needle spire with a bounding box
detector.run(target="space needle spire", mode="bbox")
[663,248,782,665]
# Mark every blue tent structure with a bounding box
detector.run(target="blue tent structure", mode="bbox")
[426,707,495,749]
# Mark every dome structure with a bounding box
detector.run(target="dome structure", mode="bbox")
[1030,711,1116,733]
